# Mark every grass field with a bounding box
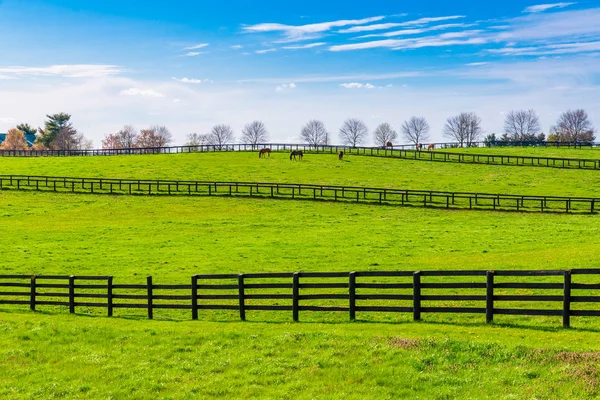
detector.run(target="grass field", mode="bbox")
[440,146,600,159]
[1,151,600,398]
[1,152,600,197]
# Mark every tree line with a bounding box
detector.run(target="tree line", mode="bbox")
[1,113,92,151]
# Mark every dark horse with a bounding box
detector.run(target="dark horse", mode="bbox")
[416,143,423,151]
[290,150,304,161]
[259,148,271,158]
[338,151,344,161]
[386,141,393,147]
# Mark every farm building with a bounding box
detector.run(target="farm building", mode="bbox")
[0,132,36,147]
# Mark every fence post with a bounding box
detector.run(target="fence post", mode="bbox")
[238,274,246,321]
[293,272,300,322]
[413,271,421,321]
[107,276,113,317]
[191,275,198,320]
[486,271,494,323]
[69,276,75,314]
[147,276,153,320]
[30,275,36,311]
[563,270,571,328]
[349,272,356,321]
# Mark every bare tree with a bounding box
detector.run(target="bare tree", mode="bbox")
[443,112,483,146]
[241,121,269,146]
[339,118,368,147]
[150,125,172,147]
[301,120,329,147]
[401,117,430,145]
[52,125,83,150]
[551,109,595,142]
[504,110,541,142]
[209,124,235,148]
[185,133,211,146]
[117,125,138,148]
[373,123,398,147]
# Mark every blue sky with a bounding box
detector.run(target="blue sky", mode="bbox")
[0,0,599,144]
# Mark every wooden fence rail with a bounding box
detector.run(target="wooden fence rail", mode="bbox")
[1,270,600,327]
[0,174,597,214]
[1,142,600,170]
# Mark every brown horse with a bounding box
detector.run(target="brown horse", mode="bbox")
[259,148,271,158]
[290,150,303,161]
[416,143,423,151]
[338,151,344,161]
[427,144,435,151]
[386,141,393,147]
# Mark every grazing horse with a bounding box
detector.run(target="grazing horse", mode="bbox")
[386,141,393,147]
[259,148,271,158]
[416,143,423,151]
[427,144,435,151]
[338,151,344,161]
[290,150,304,161]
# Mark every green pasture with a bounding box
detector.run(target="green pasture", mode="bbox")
[438,145,600,159]
[1,152,600,398]
[0,152,599,197]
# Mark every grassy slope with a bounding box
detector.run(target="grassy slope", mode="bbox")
[439,146,600,159]
[0,152,599,197]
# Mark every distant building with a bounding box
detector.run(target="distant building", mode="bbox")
[0,132,37,147]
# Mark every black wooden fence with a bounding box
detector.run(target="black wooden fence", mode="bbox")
[1,270,600,327]
[1,143,600,171]
[1,174,598,213]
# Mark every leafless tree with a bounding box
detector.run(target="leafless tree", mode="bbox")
[150,125,172,147]
[551,109,595,142]
[504,110,541,142]
[185,133,211,146]
[300,120,329,147]
[209,124,235,148]
[443,112,483,146]
[52,125,83,150]
[117,125,138,148]
[339,118,368,147]
[401,117,430,145]
[241,121,269,146]
[373,123,398,147]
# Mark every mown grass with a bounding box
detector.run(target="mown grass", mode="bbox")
[0,152,600,197]
[440,146,600,159]
[2,311,600,399]
[2,153,600,398]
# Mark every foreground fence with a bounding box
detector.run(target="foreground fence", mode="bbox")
[1,270,600,327]
[1,143,600,171]
[0,174,598,213]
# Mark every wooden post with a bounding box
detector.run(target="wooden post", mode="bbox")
[30,275,36,311]
[191,275,198,320]
[147,276,153,320]
[413,271,421,321]
[292,272,300,322]
[563,270,571,328]
[69,276,75,314]
[238,274,246,321]
[107,276,113,317]
[349,272,356,321]
[486,271,494,323]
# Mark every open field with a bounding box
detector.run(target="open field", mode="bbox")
[1,152,600,197]
[439,146,600,159]
[2,153,600,398]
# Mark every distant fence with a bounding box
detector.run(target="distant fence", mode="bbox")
[2,270,600,328]
[1,175,598,213]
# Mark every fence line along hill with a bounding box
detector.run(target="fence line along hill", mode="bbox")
[1,142,600,170]
[1,269,598,328]
[0,174,598,213]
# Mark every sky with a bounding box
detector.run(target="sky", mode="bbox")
[0,0,599,145]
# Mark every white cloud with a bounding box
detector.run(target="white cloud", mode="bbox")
[338,23,410,34]
[395,15,466,27]
[523,2,576,13]
[282,42,326,50]
[183,52,203,57]
[330,31,487,52]
[465,62,490,66]
[0,117,15,123]
[172,77,204,84]
[276,83,297,92]
[340,82,376,89]
[339,16,466,34]
[173,98,181,103]
[489,41,600,56]
[184,43,209,50]
[256,48,277,54]
[357,23,473,39]
[119,88,166,98]
[243,16,385,42]
[231,45,243,50]
[237,71,422,84]
[0,64,122,78]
